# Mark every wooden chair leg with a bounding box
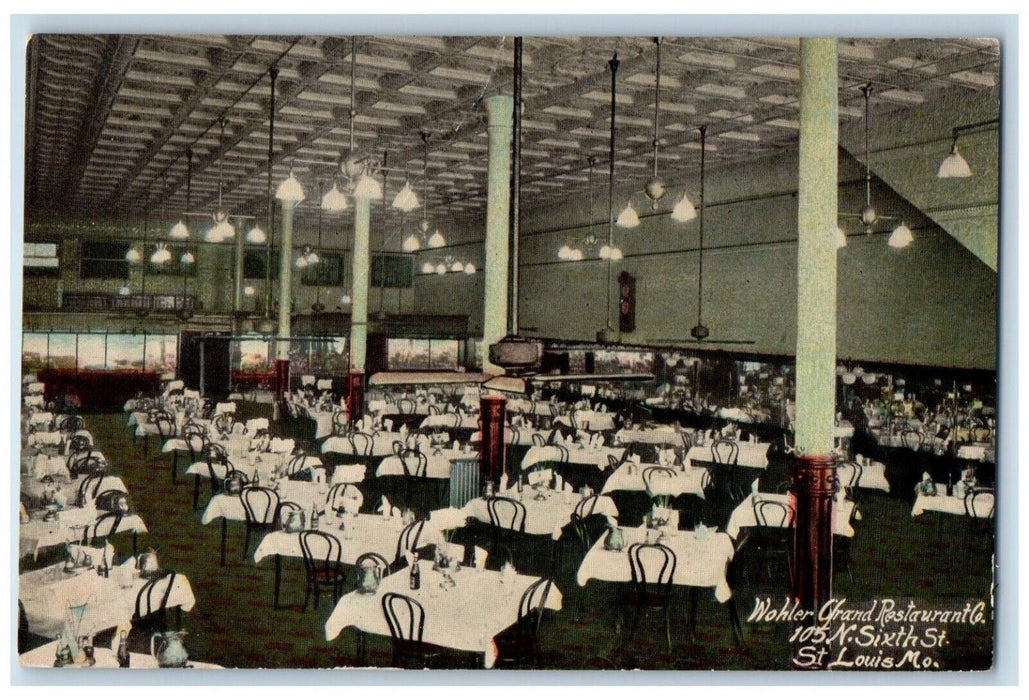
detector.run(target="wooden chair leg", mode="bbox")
[727,598,745,648]
[192,475,201,510]
[171,452,178,484]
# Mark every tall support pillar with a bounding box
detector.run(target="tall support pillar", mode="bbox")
[350,196,371,374]
[346,369,365,423]
[792,37,839,618]
[232,222,245,333]
[483,95,513,374]
[480,395,507,489]
[275,200,297,398]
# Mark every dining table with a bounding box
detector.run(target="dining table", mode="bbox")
[21,474,129,503]
[21,451,109,480]
[600,462,710,498]
[321,431,408,458]
[554,410,616,432]
[376,448,473,480]
[614,426,689,446]
[19,639,223,668]
[725,491,858,539]
[837,458,892,492]
[20,506,148,560]
[19,559,196,639]
[324,562,563,668]
[686,440,771,469]
[576,525,737,604]
[462,488,619,537]
[521,444,626,472]
[911,486,994,519]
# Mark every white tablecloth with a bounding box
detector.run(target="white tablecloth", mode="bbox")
[324,564,563,668]
[462,491,618,537]
[18,639,223,668]
[420,413,479,430]
[253,513,414,564]
[576,527,736,603]
[725,493,857,539]
[19,563,196,638]
[521,445,625,472]
[199,481,331,524]
[377,449,470,479]
[321,431,407,457]
[956,443,995,463]
[615,427,687,446]
[185,453,324,483]
[22,475,129,502]
[686,441,770,469]
[469,428,538,446]
[837,460,891,493]
[601,464,708,498]
[912,488,994,518]
[22,452,108,480]
[20,510,147,559]
[554,410,616,432]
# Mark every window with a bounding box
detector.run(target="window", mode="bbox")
[144,334,179,374]
[80,240,130,279]
[24,242,59,276]
[372,253,413,288]
[22,333,48,373]
[106,334,145,370]
[48,334,77,369]
[77,334,106,370]
[236,338,272,371]
[387,338,461,370]
[244,249,279,280]
[301,251,347,286]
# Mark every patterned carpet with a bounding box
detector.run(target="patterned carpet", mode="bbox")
[19,409,996,672]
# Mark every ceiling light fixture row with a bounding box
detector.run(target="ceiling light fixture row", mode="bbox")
[420,256,477,276]
[936,117,998,179]
[557,156,624,261]
[402,131,448,253]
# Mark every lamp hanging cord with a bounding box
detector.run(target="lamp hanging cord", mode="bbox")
[696,125,706,328]
[607,52,619,332]
[862,83,872,213]
[349,36,357,158]
[652,37,661,181]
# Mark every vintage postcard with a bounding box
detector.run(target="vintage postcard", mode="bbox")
[15,25,1001,675]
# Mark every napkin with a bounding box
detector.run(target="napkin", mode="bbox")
[392,506,402,519]
[594,434,605,448]
[563,482,574,493]
[379,496,392,516]
[473,546,488,570]
[630,454,642,465]
[499,474,510,492]
[453,440,460,451]
[554,474,564,491]
[751,478,760,495]
[399,424,408,437]
[440,542,463,562]
[384,419,394,432]
[528,468,552,487]
[429,507,469,532]
[551,525,563,541]
[332,464,367,485]
[921,472,932,482]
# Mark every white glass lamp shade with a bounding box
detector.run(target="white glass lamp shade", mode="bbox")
[421,261,435,274]
[557,244,571,260]
[463,262,476,274]
[340,292,352,305]
[353,173,384,201]
[862,373,877,385]
[246,225,267,244]
[321,183,348,212]
[616,202,640,228]
[670,192,697,222]
[569,247,584,261]
[599,245,611,259]
[435,263,447,275]
[852,366,864,378]
[125,248,142,263]
[169,219,190,240]
[836,226,848,249]
[451,260,464,273]
[888,222,914,249]
[118,283,132,296]
[180,251,195,265]
[841,372,857,385]
[427,230,446,248]
[275,172,306,204]
[402,233,422,253]
[306,250,320,265]
[391,181,420,212]
[243,285,256,297]
[295,255,309,269]
[150,246,172,265]
[937,143,973,179]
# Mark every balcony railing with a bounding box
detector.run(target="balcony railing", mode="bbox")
[62,292,196,314]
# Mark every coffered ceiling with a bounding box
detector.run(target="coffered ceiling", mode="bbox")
[25,34,1000,237]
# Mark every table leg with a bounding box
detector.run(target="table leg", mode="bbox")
[356,631,366,666]
[273,554,282,609]
[132,532,138,557]
[220,518,227,567]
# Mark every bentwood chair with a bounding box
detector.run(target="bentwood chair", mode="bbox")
[331,410,350,437]
[625,542,677,652]
[326,483,363,514]
[493,577,554,668]
[570,495,602,557]
[299,530,348,611]
[747,498,795,588]
[240,486,281,561]
[394,519,427,568]
[710,438,743,503]
[110,570,183,654]
[380,593,447,669]
[485,496,528,568]
[963,487,996,556]
[77,473,110,507]
[194,442,229,510]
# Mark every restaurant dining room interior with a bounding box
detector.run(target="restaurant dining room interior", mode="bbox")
[15,29,1004,673]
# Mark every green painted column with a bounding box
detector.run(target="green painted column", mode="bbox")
[277,202,296,359]
[349,195,371,371]
[483,94,513,375]
[233,221,244,331]
[795,37,839,456]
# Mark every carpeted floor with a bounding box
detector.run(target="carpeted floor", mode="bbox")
[19,409,996,672]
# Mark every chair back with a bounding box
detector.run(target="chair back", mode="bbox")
[381,592,426,644]
[356,551,392,581]
[627,542,677,593]
[679,431,693,452]
[573,494,599,519]
[901,429,923,450]
[83,511,124,544]
[514,577,553,647]
[299,530,344,576]
[285,452,310,477]
[326,483,363,512]
[531,433,546,447]
[134,571,177,621]
[348,432,374,456]
[241,486,280,525]
[711,438,739,465]
[486,496,527,533]
[964,488,995,519]
[77,474,108,506]
[331,410,350,437]
[200,442,228,465]
[396,398,416,415]
[752,498,795,528]
[399,448,428,478]
[67,434,92,454]
[92,488,129,516]
[212,413,235,438]
[642,467,677,496]
[395,519,426,564]
[69,454,105,478]
[58,415,85,433]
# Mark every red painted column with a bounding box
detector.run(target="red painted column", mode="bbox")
[346,370,365,424]
[790,454,836,611]
[480,395,507,488]
[273,359,290,399]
